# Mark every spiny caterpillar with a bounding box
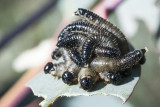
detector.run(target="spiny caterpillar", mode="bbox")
[44,8,148,91]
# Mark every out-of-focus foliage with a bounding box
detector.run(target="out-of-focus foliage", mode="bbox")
[109,1,160,106]
[128,20,160,107]
[0,0,62,95]
[0,0,98,96]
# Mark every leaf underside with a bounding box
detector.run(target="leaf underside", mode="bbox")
[26,65,141,107]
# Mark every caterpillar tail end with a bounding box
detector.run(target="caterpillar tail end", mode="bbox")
[141,47,148,54]
[74,11,79,16]
[144,47,149,52]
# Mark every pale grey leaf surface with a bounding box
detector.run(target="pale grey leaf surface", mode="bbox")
[26,65,141,107]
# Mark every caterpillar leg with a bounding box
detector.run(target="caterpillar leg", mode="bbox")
[78,68,99,90]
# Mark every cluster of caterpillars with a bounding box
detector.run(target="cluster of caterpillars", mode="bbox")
[44,8,148,91]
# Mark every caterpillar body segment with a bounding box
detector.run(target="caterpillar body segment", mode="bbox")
[57,33,86,49]
[94,46,121,58]
[58,20,93,41]
[69,49,85,67]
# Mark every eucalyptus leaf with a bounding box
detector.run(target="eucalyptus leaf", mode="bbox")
[26,65,141,107]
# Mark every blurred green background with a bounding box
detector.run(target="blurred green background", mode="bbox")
[0,0,160,107]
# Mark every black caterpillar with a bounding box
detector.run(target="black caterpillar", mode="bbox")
[44,8,148,91]
[74,8,130,55]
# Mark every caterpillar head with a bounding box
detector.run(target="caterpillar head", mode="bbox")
[44,62,58,76]
[51,48,61,60]
[62,71,76,84]
[107,72,122,85]
[44,62,53,74]
[80,75,94,90]
[74,8,85,16]
[138,48,147,57]
[139,48,148,64]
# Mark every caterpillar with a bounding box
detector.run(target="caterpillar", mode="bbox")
[90,48,147,84]
[90,48,147,73]
[74,8,130,55]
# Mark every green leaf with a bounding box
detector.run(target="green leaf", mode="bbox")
[26,65,141,107]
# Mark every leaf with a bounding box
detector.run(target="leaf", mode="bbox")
[26,65,141,107]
